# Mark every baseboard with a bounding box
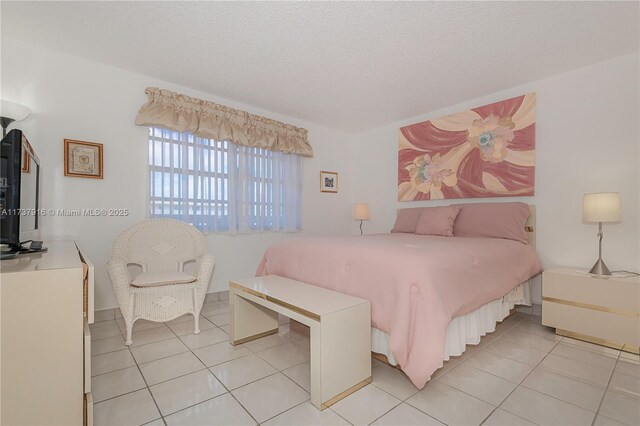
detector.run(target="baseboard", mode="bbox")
[94,289,230,323]
[516,303,542,316]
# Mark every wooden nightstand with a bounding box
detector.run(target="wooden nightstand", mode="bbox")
[542,267,639,354]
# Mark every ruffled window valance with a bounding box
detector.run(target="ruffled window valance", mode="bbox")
[135,87,313,157]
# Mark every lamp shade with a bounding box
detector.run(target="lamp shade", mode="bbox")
[583,192,620,223]
[0,100,31,122]
[353,203,370,220]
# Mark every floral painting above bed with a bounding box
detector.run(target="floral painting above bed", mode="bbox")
[398,93,536,201]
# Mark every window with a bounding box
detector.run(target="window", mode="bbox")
[148,127,302,233]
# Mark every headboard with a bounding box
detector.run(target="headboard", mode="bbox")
[526,205,536,248]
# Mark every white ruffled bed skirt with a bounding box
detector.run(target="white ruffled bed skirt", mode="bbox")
[371,280,532,366]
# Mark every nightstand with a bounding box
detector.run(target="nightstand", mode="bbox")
[542,267,639,354]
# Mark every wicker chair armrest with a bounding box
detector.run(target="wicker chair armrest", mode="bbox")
[194,253,215,283]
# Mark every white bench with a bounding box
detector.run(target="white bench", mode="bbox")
[229,275,371,410]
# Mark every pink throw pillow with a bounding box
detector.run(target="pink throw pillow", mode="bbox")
[391,208,423,233]
[415,206,460,237]
[453,202,530,244]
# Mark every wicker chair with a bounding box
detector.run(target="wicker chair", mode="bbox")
[107,219,214,345]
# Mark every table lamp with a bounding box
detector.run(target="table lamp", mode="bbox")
[353,203,370,235]
[582,192,620,276]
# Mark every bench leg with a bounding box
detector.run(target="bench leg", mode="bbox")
[229,289,278,345]
[309,303,372,410]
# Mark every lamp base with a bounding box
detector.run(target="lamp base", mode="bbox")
[589,258,611,276]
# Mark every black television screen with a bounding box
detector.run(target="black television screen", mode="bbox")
[0,129,40,250]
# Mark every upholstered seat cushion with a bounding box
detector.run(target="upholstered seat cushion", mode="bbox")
[130,271,197,288]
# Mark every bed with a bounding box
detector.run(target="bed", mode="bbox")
[256,202,542,388]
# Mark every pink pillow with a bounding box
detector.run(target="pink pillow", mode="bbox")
[453,202,530,244]
[391,208,423,233]
[415,206,460,237]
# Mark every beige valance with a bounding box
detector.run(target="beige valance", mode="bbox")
[135,87,313,157]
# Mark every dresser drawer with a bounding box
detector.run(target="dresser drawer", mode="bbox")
[84,318,91,393]
[542,301,639,347]
[543,270,639,312]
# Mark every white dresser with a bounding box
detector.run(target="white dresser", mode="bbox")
[1,241,94,425]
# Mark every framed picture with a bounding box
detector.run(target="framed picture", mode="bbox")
[64,139,103,179]
[320,171,338,193]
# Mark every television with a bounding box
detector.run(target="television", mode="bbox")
[0,129,45,258]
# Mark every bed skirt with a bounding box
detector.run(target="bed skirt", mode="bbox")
[371,280,532,366]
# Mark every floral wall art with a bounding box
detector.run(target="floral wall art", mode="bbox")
[398,93,536,201]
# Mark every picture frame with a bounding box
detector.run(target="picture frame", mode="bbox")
[320,171,338,193]
[64,139,103,179]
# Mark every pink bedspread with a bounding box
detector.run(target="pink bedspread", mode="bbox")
[256,233,542,388]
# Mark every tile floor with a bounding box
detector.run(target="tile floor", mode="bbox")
[91,302,640,425]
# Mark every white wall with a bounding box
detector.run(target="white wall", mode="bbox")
[4,37,638,309]
[2,38,354,310]
[350,52,640,303]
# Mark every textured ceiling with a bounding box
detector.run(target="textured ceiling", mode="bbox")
[2,1,638,133]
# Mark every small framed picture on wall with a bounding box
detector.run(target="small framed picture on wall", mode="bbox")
[64,139,103,179]
[320,171,338,193]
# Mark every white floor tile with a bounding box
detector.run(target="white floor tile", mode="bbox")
[485,337,547,366]
[124,319,166,333]
[130,337,189,364]
[371,402,444,425]
[263,401,349,425]
[131,325,176,347]
[92,349,136,376]
[608,372,640,398]
[282,361,311,392]
[551,343,617,370]
[220,324,230,334]
[210,353,278,390]
[139,351,205,386]
[206,312,230,326]
[499,329,559,352]
[522,366,605,411]
[501,386,595,425]
[200,301,229,317]
[256,342,310,371]
[94,388,160,426]
[166,314,197,325]
[513,321,560,341]
[91,321,123,340]
[561,337,621,357]
[232,373,309,423]
[331,384,401,425]
[482,409,536,425]
[371,363,419,400]
[406,381,494,425]
[193,341,252,367]
[615,359,640,378]
[179,327,229,349]
[594,414,626,425]
[150,369,227,416]
[439,364,516,406]
[465,350,534,383]
[166,317,216,336]
[244,333,290,352]
[92,366,146,402]
[92,335,126,356]
[141,419,165,426]
[164,393,256,425]
[539,354,612,387]
[598,390,640,425]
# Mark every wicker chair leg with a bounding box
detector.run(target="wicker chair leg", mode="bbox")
[124,316,134,346]
[193,312,201,335]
